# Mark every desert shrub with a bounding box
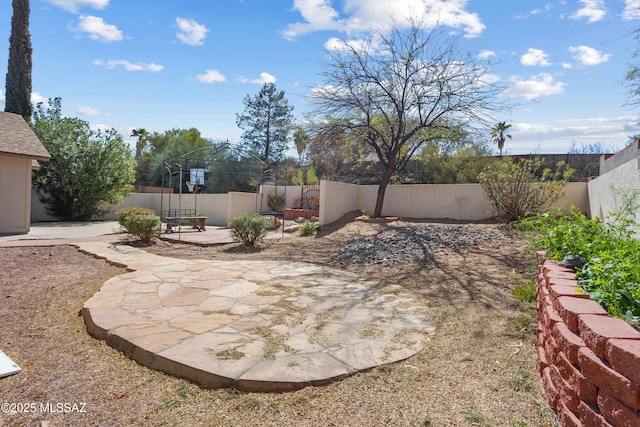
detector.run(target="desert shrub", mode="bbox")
[118,206,161,242]
[267,191,286,212]
[117,206,155,224]
[229,213,270,247]
[299,221,318,236]
[479,157,573,222]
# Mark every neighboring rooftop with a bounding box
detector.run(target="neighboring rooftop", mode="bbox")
[0,112,50,161]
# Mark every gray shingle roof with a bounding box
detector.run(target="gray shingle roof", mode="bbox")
[0,112,50,161]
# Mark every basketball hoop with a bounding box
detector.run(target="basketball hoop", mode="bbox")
[186,181,195,192]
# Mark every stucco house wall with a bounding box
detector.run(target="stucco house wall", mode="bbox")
[0,155,33,234]
[0,112,50,235]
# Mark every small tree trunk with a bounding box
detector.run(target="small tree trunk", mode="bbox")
[373,168,393,218]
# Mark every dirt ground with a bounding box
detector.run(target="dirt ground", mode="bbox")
[0,217,557,426]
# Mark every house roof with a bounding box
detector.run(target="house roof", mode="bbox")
[0,112,50,161]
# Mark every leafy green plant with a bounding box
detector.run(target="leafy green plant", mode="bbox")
[299,221,318,236]
[306,165,319,185]
[117,206,161,243]
[522,195,640,327]
[32,98,136,220]
[229,213,270,247]
[478,157,574,222]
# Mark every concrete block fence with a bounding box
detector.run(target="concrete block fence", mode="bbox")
[536,258,640,427]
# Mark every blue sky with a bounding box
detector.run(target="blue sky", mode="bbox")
[2,0,640,155]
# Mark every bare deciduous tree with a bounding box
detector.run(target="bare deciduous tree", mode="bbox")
[309,18,501,217]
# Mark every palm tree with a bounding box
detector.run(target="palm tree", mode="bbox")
[131,128,149,160]
[491,121,512,157]
[131,128,149,187]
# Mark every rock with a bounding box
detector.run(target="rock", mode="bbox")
[331,224,500,266]
[284,224,302,233]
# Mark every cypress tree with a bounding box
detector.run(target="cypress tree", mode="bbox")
[4,0,32,120]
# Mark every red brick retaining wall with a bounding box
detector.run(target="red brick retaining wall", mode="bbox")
[536,259,640,426]
[284,209,319,220]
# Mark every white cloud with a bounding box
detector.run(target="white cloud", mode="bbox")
[176,18,209,46]
[76,106,109,116]
[568,45,611,66]
[499,73,566,100]
[236,72,276,85]
[324,36,374,53]
[622,0,640,20]
[530,3,553,16]
[512,114,640,154]
[72,15,123,42]
[520,48,551,66]
[570,0,606,23]
[31,92,47,105]
[252,72,276,84]
[94,59,163,72]
[477,49,495,60]
[0,89,4,103]
[479,73,501,85]
[281,0,343,40]
[195,69,226,83]
[282,0,485,40]
[43,0,109,13]
[91,123,112,133]
[515,3,554,19]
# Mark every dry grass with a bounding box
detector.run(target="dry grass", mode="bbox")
[0,219,557,426]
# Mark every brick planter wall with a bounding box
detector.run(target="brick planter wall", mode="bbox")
[284,208,319,220]
[536,258,640,426]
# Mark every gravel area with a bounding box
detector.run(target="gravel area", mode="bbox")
[331,224,501,266]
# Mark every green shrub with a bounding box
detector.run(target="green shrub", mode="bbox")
[522,202,640,328]
[478,157,573,222]
[118,206,161,242]
[117,206,155,224]
[299,221,318,236]
[229,213,270,247]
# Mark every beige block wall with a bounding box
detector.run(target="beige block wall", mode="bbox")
[557,182,590,215]
[29,181,591,227]
[588,158,640,236]
[0,156,32,234]
[319,180,589,225]
[320,180,360,224]
[355,183,496,220]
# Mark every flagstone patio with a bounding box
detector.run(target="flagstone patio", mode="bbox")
[78,241,434,392]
